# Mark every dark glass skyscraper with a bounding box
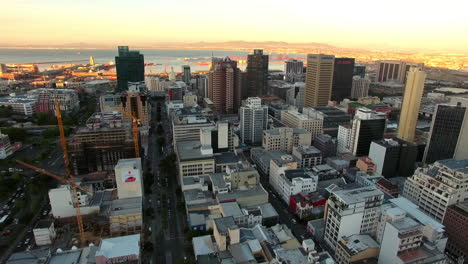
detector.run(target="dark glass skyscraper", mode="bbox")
[331,58,355,102]
[182,65,191,84]
[353,65,366,78]
[115,46,145,92]
[245,49,269,98]
[424,103,467,164]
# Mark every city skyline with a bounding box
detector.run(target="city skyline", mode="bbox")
[2,0,468,53]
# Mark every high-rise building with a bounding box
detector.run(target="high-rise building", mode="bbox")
[397,68,426,142]
[285,59,304,75]
[145,76,161,91]
[240,97,268,145]
[245,49,269,98]
[369,138,419,178]
[121,83,150,127]
[331,58,355,103]
[182,65,191,84]
[286,82,305,111]
[304,54,335,107]
[443,201,468,263]
[323,186,384,250]
[115,46,144,92]
[337,124,353,154]
[353,65,366,78]
[208,57,243,114]
[375,60,424,84]
[281,109,323,139]
[423,98,468,164]
[351,76,371,99]
[350,108,386,157]
[403,159,468,222]
[284,59,304,83]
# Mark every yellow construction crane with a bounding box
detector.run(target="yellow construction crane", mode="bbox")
[17,100,88,247]
[113,107,141,158]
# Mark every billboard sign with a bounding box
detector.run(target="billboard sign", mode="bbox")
[121,169,139,183]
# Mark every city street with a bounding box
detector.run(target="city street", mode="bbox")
[145,98,187,264]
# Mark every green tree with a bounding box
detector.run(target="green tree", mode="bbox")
[34,112,57,125]
[15,197,27,209]
[11,172,23,182]
[0,106,13,118]
[2,127,27,142]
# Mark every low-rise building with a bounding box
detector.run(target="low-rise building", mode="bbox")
[28,88,79,113]
[250,148,291,177]
[289,192,326,219]
[0,93,37,115]
[273,168,318,204]
[107,197,142,236]
[292,145,322,168]
[356,156,377,175]
[95,234,140,264]
[335,234,380,264]
[313,134,336,159]
[33,220,56,246]
[0,131,14,159]
[263,127,311,153]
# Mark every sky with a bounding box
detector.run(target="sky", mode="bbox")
[2,0,468,53]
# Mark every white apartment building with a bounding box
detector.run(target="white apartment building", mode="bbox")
[0,94,37,116]
[378,198,448,264]
[49,185,99,218]
[292,145,322,168]
[262,127,311,153]
[269,155,298,188]
[172,116,215,144]
[28,88,79,113]
[281,108,323,139]
[114,158,143,199]
[403,159,468,222]
[33,220,56,246]
[240,97,268,145]
[324,186,384,250]
[337,124,353,154]
[271,168,318,203]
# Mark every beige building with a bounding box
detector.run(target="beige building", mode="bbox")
[108,197,143,236]
[213,217,240,251]
[269,155,298,187]
[281,109,323,139]
[183,94,198,107]
[114,158,143,199]
[176,140,215,183]
[335,234,380,264]
[304,54,335,107]
[121,90,151,127]
[262,127,311,153]
[397,68,426,142]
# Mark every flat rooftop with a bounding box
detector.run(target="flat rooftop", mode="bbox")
[96,234,140,259]
[390,197,445,232]
[333,186,383,205]
[109,197,142,216]
[437,159,468,174]
[214,152,239,164]
[391,217,422,232]
[220,202,243,217]
[284,169,315,181]
[339,234,379,256]
[294,145,321,155]
[177,140,214,161]
[214,216,237,235]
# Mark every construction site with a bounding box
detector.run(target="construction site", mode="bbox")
[13,98,145,252]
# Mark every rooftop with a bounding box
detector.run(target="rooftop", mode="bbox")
[217,185,267,204]
[390,197,445,233]
[333,186,383,205]
[294,145,321,155]
[436,159,468,174]
[193,235,216,257]
[214,152,239,164]
[339,234,379,256]
[176,140,214,161]
[284,169,315,181]
[220,202,244,217]
[0,94,37,104]
[95,234,140,259]
[214,216,238,235]
[34,220,53,229]
[109,197,142,216]
[391,217,422,232]
[274,248,308,264]
[451,200,468,218]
